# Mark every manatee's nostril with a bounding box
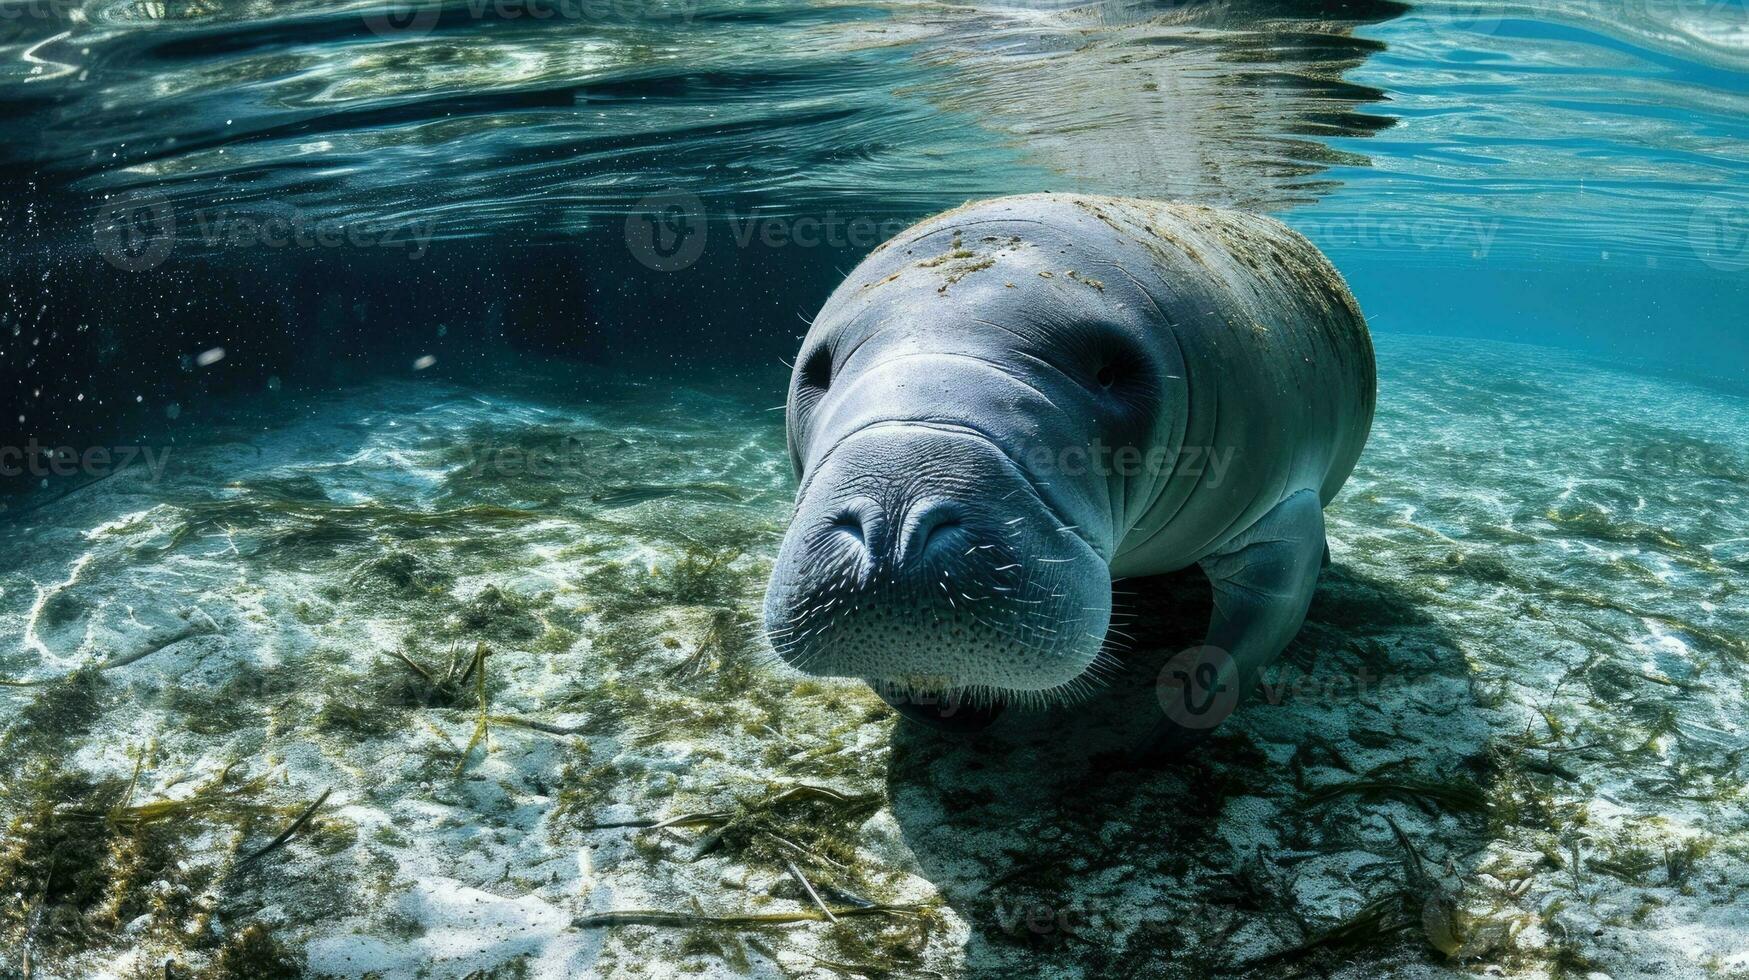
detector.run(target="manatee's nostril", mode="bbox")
[830,512,866,547]
[903,499,967,563]
[825,498,882,554]
[919,518,961,554]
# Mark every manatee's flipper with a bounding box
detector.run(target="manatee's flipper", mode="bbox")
[1138,489,1326,757]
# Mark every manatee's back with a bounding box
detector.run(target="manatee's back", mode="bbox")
[1122,198,1376,506]
[998,195,1376,570]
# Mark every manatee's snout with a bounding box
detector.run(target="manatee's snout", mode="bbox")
[764,423,1112,724]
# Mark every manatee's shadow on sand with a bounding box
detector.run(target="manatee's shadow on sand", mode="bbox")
[885,564,1495,976]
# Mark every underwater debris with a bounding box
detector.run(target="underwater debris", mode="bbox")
[1239,893,1413,971]
[573,904,926,929]
[454,643,493,775]
[347,549,454,597]
[239,787,334,867]
[140,495,544,564]
[379,640,491,710]
[0,666,108,773]
[452,585,543,640]
[659,547,749,605]
[578,546,752,620]
[0,759,286,968]
[667,608,758,686]
[581,782,884,880]
[1299,773,1490,816]
[585,784,877,833]
[1,610,219,688]
[787,858,839,923]
[100,612,222,671]
[590,483,751,509]
[488,715,587,737]
[591,780,892,929]
[312,692,405,738]
[163,662,296,736]
[551,745,623,828]
[195,922,307,980]
[1384,816,1519,960]
[1663,836,1714,887]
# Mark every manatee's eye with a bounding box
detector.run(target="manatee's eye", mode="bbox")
[1086,334,1158,434]
[1091,342,1142,392]
[800,346,833,393]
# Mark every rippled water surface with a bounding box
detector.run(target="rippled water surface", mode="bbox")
[1,0,1743,254]
[4,0,1405,226]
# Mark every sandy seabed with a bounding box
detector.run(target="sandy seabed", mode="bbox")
[1,335,1745,979]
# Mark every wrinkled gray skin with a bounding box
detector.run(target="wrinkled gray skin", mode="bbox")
[764,194,1374,733]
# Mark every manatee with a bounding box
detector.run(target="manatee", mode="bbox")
[763,194,1375,744]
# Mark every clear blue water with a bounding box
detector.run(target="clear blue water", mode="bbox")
[1,2,1747,977]
[1300,3,1749,374]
